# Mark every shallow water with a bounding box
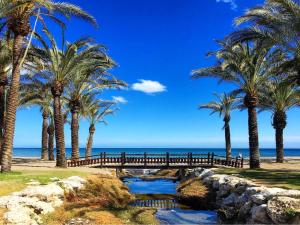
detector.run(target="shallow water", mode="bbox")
[123,177,218,225]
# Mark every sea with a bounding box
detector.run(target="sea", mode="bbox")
[12,148,300,158]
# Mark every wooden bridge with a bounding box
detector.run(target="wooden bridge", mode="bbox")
[132,199,178,209]
[67,152,244,168]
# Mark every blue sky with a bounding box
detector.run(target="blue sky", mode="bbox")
[15,0,300,148]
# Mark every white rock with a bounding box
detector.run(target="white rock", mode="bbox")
[4,205,36,225]
[277,190,300,198]
[18,183,64,201]
[245,186,266,195]
[66,176,86,184]
[251,193,267,205]
[199,169,214,179]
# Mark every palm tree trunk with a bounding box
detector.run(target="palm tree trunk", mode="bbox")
[51,83,66,168]
[0,73,7,163]
[224,118,231,161]
[1,34,24,173]
[85,124,95,159]
[273,111,286,163]
[275,128,284,163]
[71,109,79,160]
[47,123,55,161]
[247,106,260,169]
[41,111,49,160]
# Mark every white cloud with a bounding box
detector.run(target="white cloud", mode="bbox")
[216,0,237,10]
[113,96,127,104]
[132,79,167,94]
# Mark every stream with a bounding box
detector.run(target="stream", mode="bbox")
[123,177,218,225]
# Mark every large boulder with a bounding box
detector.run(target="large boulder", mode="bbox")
[18,183,64,201]
[222,193,239,206]
[237,201,252,221]
[250,204,272,224]
[59,176,87,191]
[267,196,300,224]
[251,193,267,205]
[4,205,37,225]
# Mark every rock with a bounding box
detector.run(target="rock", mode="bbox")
[264,187,286,196]
[4,205,37,225]
[218,206,238,222]
[50,177,60,182]
[18,183,64,201]
[237,201,252,220]
[236,193,250,207]
[59,176,86,191]
[250,204,272,224]
[277,190,300,198]
[267,196,300,224]
[251,193,267,205]
[198,169,214,179]
[222,193,239,206]
[245,186,266,195]
[26,181,40,186]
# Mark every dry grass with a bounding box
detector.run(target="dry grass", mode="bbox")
[177,178,208,198]
[0,208,6,225]
[154,169,178,178]
[42,174,158,225]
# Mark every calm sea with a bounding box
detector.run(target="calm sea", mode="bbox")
[12,148,300,158]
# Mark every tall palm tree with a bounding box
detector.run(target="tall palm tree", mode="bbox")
[64,51,122,160]
[0,0,97,172]
[83,98,116,159]
[19,76,53,160]
[192,41,285,168]
[228,0,300,85]
[31,32,114,167]
[200,93,238,161]
[259,80,300,163]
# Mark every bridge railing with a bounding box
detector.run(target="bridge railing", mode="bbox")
[67,152,244,168]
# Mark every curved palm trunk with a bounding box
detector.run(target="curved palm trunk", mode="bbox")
[247,106,260,169]
[85,124,95,159]
[71,108,80,160]
[1,34,24,172]
[224,118,231,161]
[41,111,49,160]
[51,83,66,168]
[273,111,286,163]
[47,123,55,161]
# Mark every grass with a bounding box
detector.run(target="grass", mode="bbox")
[177,178,208,198]
[0,170,89,196]
[42,174,158,225]
[0,208,6,225]
[215,168,300,190]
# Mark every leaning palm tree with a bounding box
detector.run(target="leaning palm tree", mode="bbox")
[31,32,114,167]
[0,0,97,172]
[83,98,116,159]
[200,93,238,161]
[259,80,300,163]
[192,40,285,169]
[19,76,53,160]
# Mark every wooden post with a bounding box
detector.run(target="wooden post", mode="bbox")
[166,152,170,167]
[103,152,106,165]
[207,152,211,165]
[189,152,193,166]
[235,156,238,168]
[211,152,214,167]
[144,152,147,166]
[100,153,103,167]
[241,157,244,168]
[121,152,126,166]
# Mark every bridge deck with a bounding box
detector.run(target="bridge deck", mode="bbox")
[67,152,244,169]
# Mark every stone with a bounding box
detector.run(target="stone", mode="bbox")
[4,205,37,225]
[251,193,267,205]
[277,190,300,198]
[50,177,60,182]
[26,181,40,186]
[236,193,249,207]
[18,183,64,201]
[237,201,252,220]
[250,204,272,224]
[245,186,266,195]
[59,176,87,191]
[198,169,214,179]
[222,193,239,206]
[218,206,238,222]
[267,196,300,224]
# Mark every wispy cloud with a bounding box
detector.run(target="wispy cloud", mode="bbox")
[132,79,167,94]
[113,96,127,104]
[216,0,237,10]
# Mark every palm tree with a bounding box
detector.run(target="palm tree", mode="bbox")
[31,32,115,167]
[200,93,238,161]
[228,0,300,85]
[259,80,300,163]
[0,0,97,172]
[83,98,116,159]
[64,51,122,160]
[192,41,285,169]
[19,76,53,160]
